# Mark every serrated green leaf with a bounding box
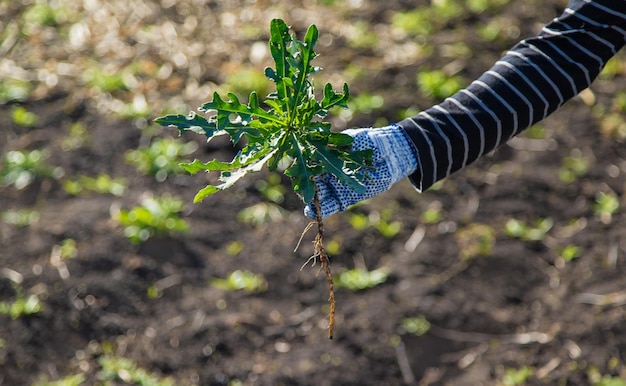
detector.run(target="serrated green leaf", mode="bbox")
[308,137,367,193]
[201,92,281,139]
[193,149,278,203]
[321,83,350,110]
[154,112,215,137]
[284,133,316,202]
[193,184,220,202]
[181,159,241,174]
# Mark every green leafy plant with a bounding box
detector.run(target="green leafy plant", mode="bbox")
[156,19,375,338]
[114,195,189,244]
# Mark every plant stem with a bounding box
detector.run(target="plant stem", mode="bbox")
[313,186,335,339]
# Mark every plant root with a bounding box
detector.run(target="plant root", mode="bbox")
[313,187,335,340]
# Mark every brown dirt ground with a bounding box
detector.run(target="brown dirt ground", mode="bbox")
[1,0,626,385]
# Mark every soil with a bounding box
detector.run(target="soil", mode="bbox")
[1,1,626,385]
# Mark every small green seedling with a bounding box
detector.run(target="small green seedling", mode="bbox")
[501,366,535,386]
[156,19,374,338]
[504,217,553,242]
[1,208,40,227]
[0,278,44,320]
[115,195,189,244]
[400,315,431,336]
[211,270,268,293]
[417,69,465,100]
[98,354,174,386]
[63,174,126,196]
[558,244,581,263]
[335,267,389,291]
[593,191,620,224]
[125,138,198,182]
[1,149,63,190]
[12,106,38,127]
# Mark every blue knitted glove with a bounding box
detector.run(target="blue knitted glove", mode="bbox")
[304,124,419,219]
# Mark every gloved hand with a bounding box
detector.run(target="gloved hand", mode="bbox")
[304,124,419,219]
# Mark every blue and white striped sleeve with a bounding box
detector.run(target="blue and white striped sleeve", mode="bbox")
[398,0,626,192]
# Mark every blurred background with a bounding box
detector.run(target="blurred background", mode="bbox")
[1,0,626,385]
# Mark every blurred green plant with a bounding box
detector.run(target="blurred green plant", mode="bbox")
[348,92,385,115]
[1,149,63,190]
[61,122,90,151]
[63,174,126,196]
[504,218,553,242]
[421,203,444,224]
[348,209,403,238]
[1,208,40,227]
[226,240,244,256]
[400,315,431,336]
[559,149,590,183]
[346,21,379,50]
[33,374,85,386]
[467,0,511,13]
[335,266,389,291]
[588,365,626,386]
[83,66,127,93]
[23,1,64,27]
[501,366,535,386]
[115,195,189,244]
[0,278,43,320]
[455,223,496,260]
[391,9,435,37]
[594,191,620,224]
[12,106,38,127]
[594,89,626,141]
[523,124,547,140]
[417,69,465,100]
[223,67,272,100]
[391,0,464,38]
[255,172,287,204]
[237,202,287,226]
[0,79,32,103]
[558,244,581,263]
[211,270,268,293]
[98,354,174,386]
[599,56,625,80]
[0,295,43,319]
[125,138,198,182]
[58,238,78,260]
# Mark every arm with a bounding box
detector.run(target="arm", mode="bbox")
[307,0,626,218]
[399,0,626,191]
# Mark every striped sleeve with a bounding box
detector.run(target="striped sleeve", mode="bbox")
[398,0,626,192]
